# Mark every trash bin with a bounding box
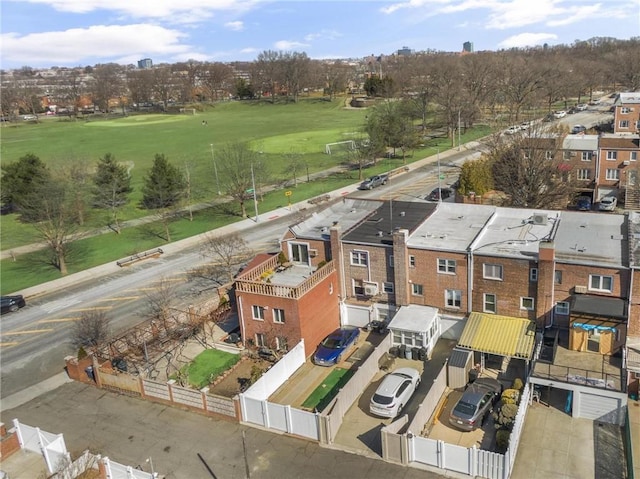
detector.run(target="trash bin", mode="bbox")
[418,347,427,361]
[468,368,478,383]
[389,346,399,358]
[404,345,412,359]
[398,344,406,359]
[411,347,420,360]
[85,366,95,382]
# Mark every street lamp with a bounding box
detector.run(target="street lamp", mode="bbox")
[210,143,221,195]
[251,163,259,222]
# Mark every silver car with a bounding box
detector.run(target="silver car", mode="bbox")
[448,377,502,431]
[598,197,617,211]
[370,367,421,418]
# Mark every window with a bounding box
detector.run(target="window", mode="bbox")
[606,151,617,160]
[290,242,310,264]
[483,263,503,280]
[437,258,456,274]
[252,305,265,320]
[554,270,563,284]
[581,151,592,161]
[445,290,462,308]
[606,169,620,181]
[393,330,424,347]
[545,151,553,160]
[255,333,266,347]
[409,255,416,268]
[383,282,394,293]
[276,336,288,351]
[389,255,394,267]
[619,120,630,128]
[530,268,538,282]
[353,280,364,296]
[483,293,497,314]
[577,169,591,180]
[589,274,613,292]
[351,250,368,266]
[411,283,423,296]
[631,151,637,161]
[520,297,535,310]
[555,302,570,315]
[273,308,285,324]
[621,107,631,114]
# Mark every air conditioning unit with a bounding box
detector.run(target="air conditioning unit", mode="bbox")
[309,249,318,257]
[574,285,588,294]
[532,213,548,226]
[363,282,379,296]
[623,161,630,166]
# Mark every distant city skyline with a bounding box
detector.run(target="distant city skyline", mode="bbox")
[1,0,636,70]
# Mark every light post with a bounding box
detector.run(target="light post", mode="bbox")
[210,143,221,195]
[251,163,259,222]
[146,457,157,478]
[457,109,461,151]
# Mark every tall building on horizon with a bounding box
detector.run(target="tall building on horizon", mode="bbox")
[463,41,474,53]
[138,58,153,69]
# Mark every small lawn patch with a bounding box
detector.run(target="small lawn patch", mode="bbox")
[302,367,355,411]
[178,349,241,389]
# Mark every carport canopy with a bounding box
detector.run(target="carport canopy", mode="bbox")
[457,312,536,359]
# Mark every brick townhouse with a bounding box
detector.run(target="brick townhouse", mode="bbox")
[613,92,640,135]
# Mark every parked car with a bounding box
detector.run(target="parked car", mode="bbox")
[542,114,554,122]
[370,367,421,418]
[1,295,26,314]
[570,125,587,134]
[576,103,588,111]
[448,377,502,431]
[426,187,453,202]
[357,174,389,190]
[22,114,37,121]
[312,326,360,366]
[567,107,577,114]
[553,110,567,119]
[576,196,592,211]
[520,121,531,130]
[598,196,618,211]
[504,125,520,135]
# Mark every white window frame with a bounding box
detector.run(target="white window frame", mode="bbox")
[530,268,538,282]
[621,107,631,114]
[577,169,590,180]
[275,336,288,351]
[520,297,535,311]
[409,255,416,268]
[383,282,394,293]
[619,120,630,128]
[581,151,592,161]
[483,263,503,280]
[483,293,497,314]
[252,305,265,320]
[445,289,462,308]
[389,255,394,268]
[555,301,570,315]
[606,169,620,181]
[411,283,423,296]
[589,274,613,292]
[255,333,266,347]
[606,151,617,161]
[555,270,563,284]
[351,250,368,266]
[545,151,553,160]
[437,258,456,274]
[631,151,637,161]
[273,308,285,324]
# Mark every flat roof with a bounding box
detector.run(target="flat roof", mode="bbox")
[387,304,439,332]
[571,294,627,320]
[554,211,627,267]
[562,134,599,151]
[408,202,496,252]
[629,211,640,268]
[471,207,558,259]
[457,312,536,359]
[287,198,382,241]
[617,92,640,104]
[341,200,437,246]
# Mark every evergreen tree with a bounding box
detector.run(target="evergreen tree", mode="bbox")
[0,153,50,212]
[93,153,132,233]
[141,154,186,210]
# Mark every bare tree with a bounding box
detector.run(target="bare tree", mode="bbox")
[71,309,111,349]
[282,51,310,103]
[189,233,254,288]
[201,62,234,101]
[126,69,154,110]
[90,64,123,112]
[141,278,180,328]
[255,50,285,103]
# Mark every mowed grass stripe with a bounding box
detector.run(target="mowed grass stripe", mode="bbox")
[302,367,355,411]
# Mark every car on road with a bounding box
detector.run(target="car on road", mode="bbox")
[571,125,587,134]
[520,121,531,130]
[576,103,588,111]
[313,326,360,366]
[576,196,592,211]
[1,295,26,314]
[357,174,389,190]
[370,367,421,418]
[598,196,618,211]
[553,110,567,119]
[426,187,453,202]
[22,114,37,121]
[448,377,502,431]
[504,125,520,135]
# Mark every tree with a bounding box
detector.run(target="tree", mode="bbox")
[282,51,310,103]
[283,150,308,187]
[201,62,234,101]
[140,277,180,328]
[90,64,123,112]
[216,142,268,217]
[365,100,418,160]
[1,153,50,211]
[126,69,154,109]
[71,309,111,349]
[458,157,494,196]
[255,50,285,103]
[189,233,254,289]
[93,153,133,233]
[141,154,186,241]
[321,61,350,100]
[234,78,255,99]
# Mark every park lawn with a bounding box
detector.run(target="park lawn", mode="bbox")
[302,367,355,412]
[176,349,241,390]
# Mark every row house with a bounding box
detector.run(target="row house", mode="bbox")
[613,92,640,134]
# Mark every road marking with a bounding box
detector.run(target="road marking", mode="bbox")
[38,318,80,323]
[70,306,112,312]
[0,342,20,347]
[95,296,140,302]
[2,329,54,336]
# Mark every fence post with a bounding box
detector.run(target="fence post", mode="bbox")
[12,419,24,448]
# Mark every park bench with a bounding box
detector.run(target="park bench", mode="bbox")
[116,248,164,267]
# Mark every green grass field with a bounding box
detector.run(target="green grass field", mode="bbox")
[176,348,241,389]
[302,367,355,411]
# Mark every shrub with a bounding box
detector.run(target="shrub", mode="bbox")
[496,429,511,452]
[277,251,287,265]
[512,378,524,391]
[493,402,518,430]
[501,388,520,405]
[77,346,88,360]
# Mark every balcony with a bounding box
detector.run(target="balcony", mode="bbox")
[235,254,334,299]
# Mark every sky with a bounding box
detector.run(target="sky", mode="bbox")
[1,0,638,70]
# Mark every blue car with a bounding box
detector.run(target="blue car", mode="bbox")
[313,326,360,366]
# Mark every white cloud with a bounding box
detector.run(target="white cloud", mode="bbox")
[498,32,558,48]
[546,4,601,26]
[240,47,258,54]
[274,40,309,50]
[225,21,244,31]
[381,0,444,15]
[6,0,259,23]
[304,29,341,42]
[1,24,191,66]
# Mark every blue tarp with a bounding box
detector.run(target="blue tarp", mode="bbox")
[572,323,617,333]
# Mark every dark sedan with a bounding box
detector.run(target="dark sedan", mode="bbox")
[426,187,453,202]
[448,377,503,431]
[1,295,26,314]
[313,326,360,366]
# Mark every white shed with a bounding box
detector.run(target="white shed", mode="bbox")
[387,305,440,359]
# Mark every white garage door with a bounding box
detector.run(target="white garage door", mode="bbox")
[344,305,371,328]
[577,391,623,424]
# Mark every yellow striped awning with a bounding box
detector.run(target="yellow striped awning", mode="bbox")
[457,312,536,359]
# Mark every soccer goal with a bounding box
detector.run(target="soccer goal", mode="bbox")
[179,108,196,115]
[325,140,356,155]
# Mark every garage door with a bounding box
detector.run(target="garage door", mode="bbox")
[577,391,623,424]
[344,305,371,328]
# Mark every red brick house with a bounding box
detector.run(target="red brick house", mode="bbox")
[613,92,640,134]
[597,133,640,207]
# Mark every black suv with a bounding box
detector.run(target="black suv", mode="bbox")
[1,295,26,314]
[426,187,453,201]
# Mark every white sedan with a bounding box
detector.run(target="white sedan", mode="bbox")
[370,367,421,418]
[553,110,567,119]
[599,197,617,211]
